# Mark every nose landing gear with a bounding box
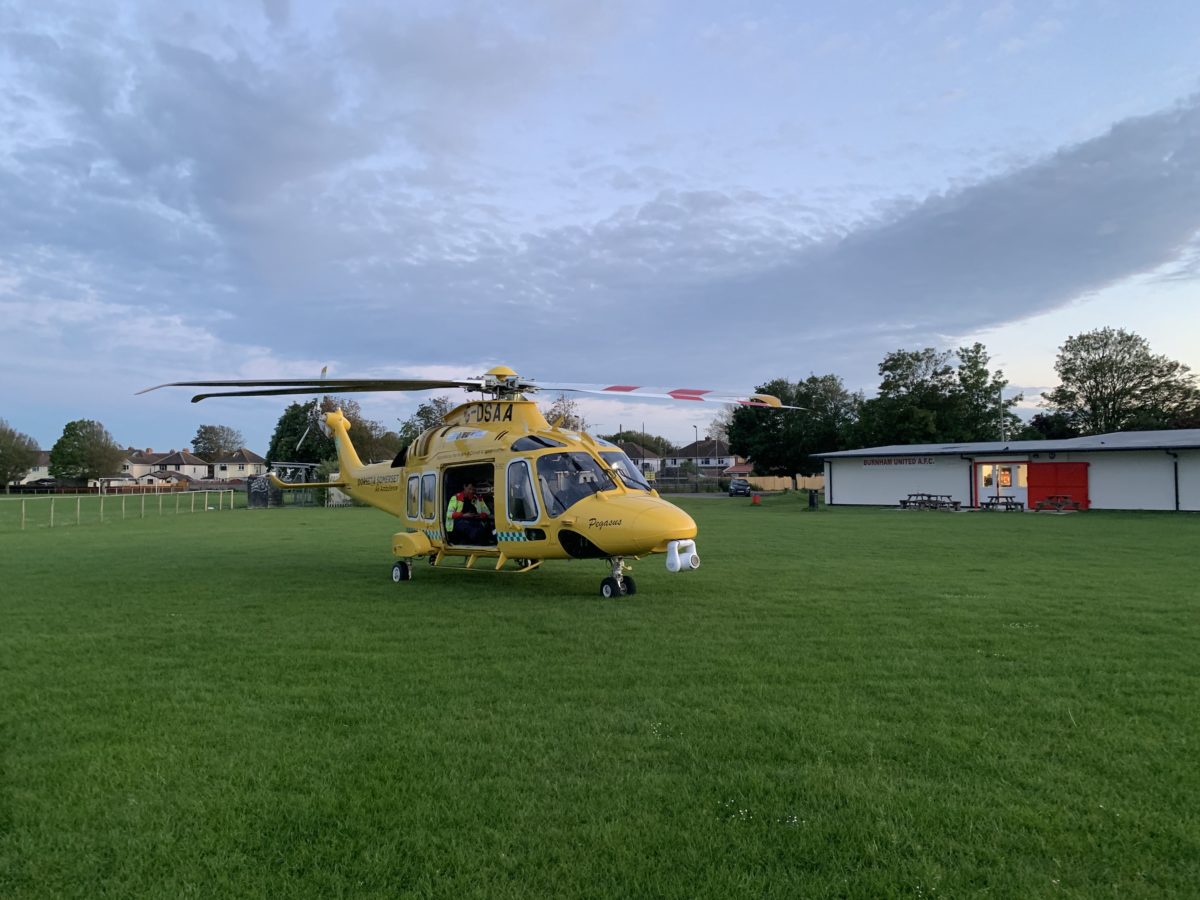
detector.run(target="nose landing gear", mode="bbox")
[600,557,637,598]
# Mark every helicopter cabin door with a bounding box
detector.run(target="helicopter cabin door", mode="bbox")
[443,463,497,547]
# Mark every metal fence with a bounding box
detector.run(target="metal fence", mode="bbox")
[0,490,237,531]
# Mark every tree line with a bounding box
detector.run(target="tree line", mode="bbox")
[728,327,1199,481]
[3,327,1196,491]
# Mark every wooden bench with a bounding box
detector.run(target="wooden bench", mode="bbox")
[981,497,1024,511]
[1035,494,1081,512]
[901,493,960,511]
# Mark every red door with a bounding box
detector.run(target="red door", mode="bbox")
[1027,462,1089,510]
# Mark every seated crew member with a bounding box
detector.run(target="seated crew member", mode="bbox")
[446,481,493,544]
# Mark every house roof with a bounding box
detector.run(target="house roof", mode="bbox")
[814,429,1200,459]
[156,449,208,466]
[126,449,170,464]
[212,447,266,464]
[724,462,754,475]
[144,470,196,482]
[616,441,659,460]
[678,439,732,457]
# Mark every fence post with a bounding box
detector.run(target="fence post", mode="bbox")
[50,498,55,528]
[99,495,103,523]
[21,499,25,530]
[141,494,145,518]
[77,496,82,526]
[191,493,196,513]
[175,493,180,514]
[122,496,126,520]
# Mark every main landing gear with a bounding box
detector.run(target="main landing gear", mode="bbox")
[391,560,413,582]
[600,557,636,598]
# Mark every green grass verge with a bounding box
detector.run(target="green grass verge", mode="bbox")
[2,497,1197,898]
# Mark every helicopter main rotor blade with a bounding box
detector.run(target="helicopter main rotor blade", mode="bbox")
[138,378,480,403]
[533,383,807,410]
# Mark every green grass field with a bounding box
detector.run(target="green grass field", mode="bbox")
[2,497,1197,898]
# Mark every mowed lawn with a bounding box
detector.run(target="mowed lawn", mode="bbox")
[1,497,1197,898]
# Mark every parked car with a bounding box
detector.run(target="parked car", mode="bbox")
[728,478,753,496]
[28,478,57,487]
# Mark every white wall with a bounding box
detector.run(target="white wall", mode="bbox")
[827,448,1200,510]
[1178,451,1200,512]
[1075,451,1175,511]
[827,455,971,506]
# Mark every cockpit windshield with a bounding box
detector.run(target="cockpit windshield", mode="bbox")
[536,452,616,516]
[599,451,652,492]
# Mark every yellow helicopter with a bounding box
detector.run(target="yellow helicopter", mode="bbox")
[141,366,797,597]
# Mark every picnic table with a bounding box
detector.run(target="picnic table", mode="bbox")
[899,492,961,511]
[981,496,1024,511]
[1035,494,1081,512]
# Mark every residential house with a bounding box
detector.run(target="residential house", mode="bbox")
[210,448,268,482]
[664,439,741,476]
[123,449,171,481]
[136,449,209,485]
[615,441,662,474]
[13,451,51,485]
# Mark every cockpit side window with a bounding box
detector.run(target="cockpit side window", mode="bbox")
[536,452,616,516]
[600,451,651,491]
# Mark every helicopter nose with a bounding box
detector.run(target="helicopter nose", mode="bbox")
[566,495,696,556]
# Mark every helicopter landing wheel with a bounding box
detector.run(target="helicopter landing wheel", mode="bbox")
[392,561,412,582]
[621,575,637,595]
[600,577,622,598]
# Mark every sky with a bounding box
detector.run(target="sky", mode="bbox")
[2,0,1199,454]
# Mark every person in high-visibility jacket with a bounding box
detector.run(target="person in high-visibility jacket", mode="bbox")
[446,481,493,544]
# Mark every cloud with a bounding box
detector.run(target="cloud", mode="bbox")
[3,3,1200,451]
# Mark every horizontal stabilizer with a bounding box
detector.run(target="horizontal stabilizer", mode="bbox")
[268,472,348,490]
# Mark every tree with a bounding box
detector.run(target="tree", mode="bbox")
[951,342,1023,441]
[1019,411,1079,441]
[1042,327,1199,435]
[856,344,1020,446]
[728,374,860,486]
[541,394,587,431]
[856,348,957,446]
[191,424,246,460]
[267,400,335,464]
[355,419,404,464]
[397,396,454,446]
[267,397,401,466]
[48,420,125,485]
[706,407,733,443]
[0,419,39,491]
[600,430,677,457]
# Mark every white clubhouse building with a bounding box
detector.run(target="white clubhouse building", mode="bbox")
[816,430,1200,511]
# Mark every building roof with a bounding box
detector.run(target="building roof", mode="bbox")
[815,429,1200,459]
[156,449,208,466]
[724,461,754,475]
[679,439,732,458]
[616,441,659,460]
[212,447,267,464]
[126,448,170,464]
